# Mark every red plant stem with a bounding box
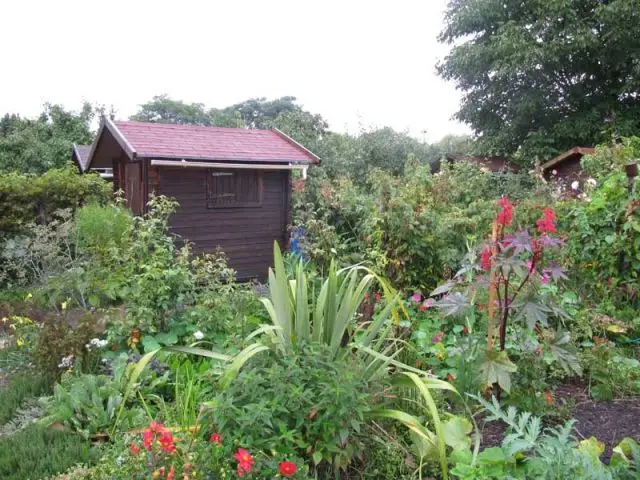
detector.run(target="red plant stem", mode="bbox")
[508,254,538,305]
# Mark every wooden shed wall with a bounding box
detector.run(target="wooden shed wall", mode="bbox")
[156,167,289,280]
[544,155,584,183]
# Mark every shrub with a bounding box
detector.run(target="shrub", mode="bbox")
[75,202,132,253]
[0,424,100,480]
[0,165,109,241]
[209,343,379,472]
[561,171,640,306]
[33,311,102,382]
[89,424,310,479]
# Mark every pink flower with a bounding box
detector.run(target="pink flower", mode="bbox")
[419,298,434,312]
[209,432,222,445]
[411,293,422,303]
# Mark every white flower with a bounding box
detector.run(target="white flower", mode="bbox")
[551,169,558,176]
[586,178,597,187]
[193,330,204,340]
[571,180,580,190]
[86,338,108,349]
[58,354,75,369]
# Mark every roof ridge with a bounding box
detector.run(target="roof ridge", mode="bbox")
[113,120,269,133]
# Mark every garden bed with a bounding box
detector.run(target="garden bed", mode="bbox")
[479,381,640,463]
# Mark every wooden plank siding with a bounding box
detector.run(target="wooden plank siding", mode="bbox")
[157,167,289,281]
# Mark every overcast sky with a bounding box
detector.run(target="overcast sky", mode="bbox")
[0,0,469,142]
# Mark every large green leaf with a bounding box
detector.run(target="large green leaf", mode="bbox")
[442,416,473,451]
[479,350,517,393]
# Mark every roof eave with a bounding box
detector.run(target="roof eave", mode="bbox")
[138,153,316,165]
[541,147,595,171]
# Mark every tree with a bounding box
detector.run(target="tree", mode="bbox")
[435,134,475,156]
[0,103,97,174]
[130,95,212,125]
[438,0,640,163]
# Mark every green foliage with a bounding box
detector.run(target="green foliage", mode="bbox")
[103,195,253,351]
[0,103,98,174]
[41,371,147,437]
[90,428,310,480]
[562,162,640,305]
[451,396,636,479]
[581,137,640,181]
[581,343,640,401]
[438,0,640,161]
[359,438,417,479]
[295,160,552,290]
[260,242,402,376]
[0,424,100,480]
[0,164,109,244]
[75,202,132,252]
[208,343,378,472]
[0,374,48,425]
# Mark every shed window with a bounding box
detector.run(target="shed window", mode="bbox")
[207,171,263,208]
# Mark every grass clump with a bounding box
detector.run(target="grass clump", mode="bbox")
[0,424,100,480]
[0,374,49,425]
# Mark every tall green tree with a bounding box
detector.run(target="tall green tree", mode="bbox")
[0,103,96,174]
[438,0,640,162]
[130,95,212,125]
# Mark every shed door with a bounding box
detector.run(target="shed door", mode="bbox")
[125,162,143,215]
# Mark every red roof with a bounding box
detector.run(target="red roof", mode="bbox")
[110,120,318,164]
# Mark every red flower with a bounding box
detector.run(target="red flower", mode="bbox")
[279,461,298,477]
[544,392,553,405]
[374,292,382,302]
[536,208,556,233]
[142,428,154,451]
[129,443,141,456]
[234,448,254,476]
[480,247,493,271]
[158,431,176,453]
[167,465,175,480]
[209,432,222,445]
[496,196,513,226]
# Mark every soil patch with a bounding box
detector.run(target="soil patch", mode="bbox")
[478,382,640,463]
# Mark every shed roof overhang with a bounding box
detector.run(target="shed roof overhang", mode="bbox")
[541,147,595,172]
[85,117,320,170]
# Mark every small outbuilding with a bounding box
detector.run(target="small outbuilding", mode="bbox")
[541,147,595,185]
[72,143,113,180]
[84,118,319,280]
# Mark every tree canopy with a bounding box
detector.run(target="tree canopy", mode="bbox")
[0,103,97,174]
[130,95,442,179]
[438,0,640,162]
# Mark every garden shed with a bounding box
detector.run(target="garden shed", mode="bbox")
[72,143,113,180]
[541,147,595,184]
[84,117,319,280]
